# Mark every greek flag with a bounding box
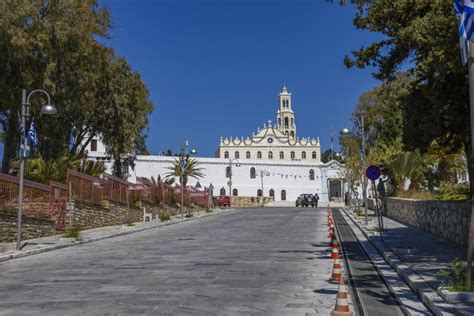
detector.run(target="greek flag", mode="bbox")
[27,118,38,147]
[454,0,474,64]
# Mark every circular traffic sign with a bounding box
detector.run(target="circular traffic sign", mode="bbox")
[227,180,232,186]
[366,165,381,181]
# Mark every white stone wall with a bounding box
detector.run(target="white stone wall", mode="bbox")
[100,156,343,203]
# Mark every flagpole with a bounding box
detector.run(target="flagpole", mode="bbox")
[330,128,334,161]
[467,41,474,290]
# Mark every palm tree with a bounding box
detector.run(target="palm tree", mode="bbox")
[165,156,204,187]
[387,151,428,191]
[10,154,105,184]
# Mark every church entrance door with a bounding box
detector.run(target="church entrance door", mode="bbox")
[328,179,343,202]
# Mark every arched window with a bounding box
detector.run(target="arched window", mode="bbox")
[284,117,289,128]
[246,151,251,159]
[224,151,229,159]
[281,190,286,201]
[291,151,295,160]
[278,118,281,126]
[291,118,294,127]
[257,189,262,197]
[220,187,226,196]
[285,131,289,136]
[312,151,317,159]
[268,151,273,159]
[257,151,262,159]
[282,100,285,108]
[302,151,306,159]
[290,131,295,138]
[280,151,284,159]
[233,188,238,196]
[226,166,231,178]
[250,167,256,179]
[235,151,240,159]
[309,169,315,181]
[269,189,275,200]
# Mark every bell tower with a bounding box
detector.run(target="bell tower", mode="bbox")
[276,85,296,139]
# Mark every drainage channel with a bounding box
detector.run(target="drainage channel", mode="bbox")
[332,208,405,316]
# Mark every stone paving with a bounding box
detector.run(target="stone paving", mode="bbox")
[346,207,474,314]
[0,207,341,315]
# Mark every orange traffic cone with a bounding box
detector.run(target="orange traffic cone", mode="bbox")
[330,233,339,248]
[328,223,335,237]
[330,257,342,281]
[330,246,341,259]
[331,275,353,316]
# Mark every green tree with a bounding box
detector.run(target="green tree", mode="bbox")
[339,1,470,184]
[321,149,343,163]
[0,1,153,175]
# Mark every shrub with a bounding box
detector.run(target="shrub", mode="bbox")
[439,259,474,291]
[154,196,161,206]
[159,213,170,221]
[205,208,212,213]
[185,213,194,218]
[131,193,141,207]
[355,209,364,217]
[63,225,81,239]
[170,195,178,206]
[436,182,470,202]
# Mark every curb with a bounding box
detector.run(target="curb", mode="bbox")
[341,207,459,316]
[0,208,234,264]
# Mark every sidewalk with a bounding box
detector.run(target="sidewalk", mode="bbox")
[0,207,232,263]
[342,207,474,315]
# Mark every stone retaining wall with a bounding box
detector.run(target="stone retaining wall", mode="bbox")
[0,212,55,242]
[69,201,143,230]
[69,201,200,230]
[382,197,470,246]
[231,196,273,208]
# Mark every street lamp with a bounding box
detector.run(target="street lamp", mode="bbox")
[336,150,353,210]
[17,89,57,250]
[257,169,270,206]
[179,141,197,219]
[227,158,240,207]
[340,113,368,226]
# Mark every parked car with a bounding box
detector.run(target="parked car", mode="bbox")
[295,194,316,207]
[215,195,231,207]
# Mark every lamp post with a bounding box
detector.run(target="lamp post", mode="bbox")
[340,113,368,226]
[179,141,197,219]
[257,169,270,206]
[227,158,240,207]
[17,89,57,250]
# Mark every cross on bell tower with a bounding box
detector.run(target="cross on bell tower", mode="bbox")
[276,85,296,139]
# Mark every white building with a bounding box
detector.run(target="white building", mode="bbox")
[85,86,345,204]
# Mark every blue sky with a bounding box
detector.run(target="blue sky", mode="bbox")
[100,0,380,157]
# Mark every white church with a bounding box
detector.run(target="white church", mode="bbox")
[87,86,345,204]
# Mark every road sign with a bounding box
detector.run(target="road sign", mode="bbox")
[366,165,381,181]
[227,180,232,187]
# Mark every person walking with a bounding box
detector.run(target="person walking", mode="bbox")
[314,192,320,207]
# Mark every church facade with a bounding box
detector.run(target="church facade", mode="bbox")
[217,86,321,162]
[85,86,344,204]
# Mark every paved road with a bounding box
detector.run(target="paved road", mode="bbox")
[0,208,340,315]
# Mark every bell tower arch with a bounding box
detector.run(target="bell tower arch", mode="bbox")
[276,85,296,139]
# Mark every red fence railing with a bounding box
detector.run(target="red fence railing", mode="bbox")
[0,173,67,230]
[0,169,210,233]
